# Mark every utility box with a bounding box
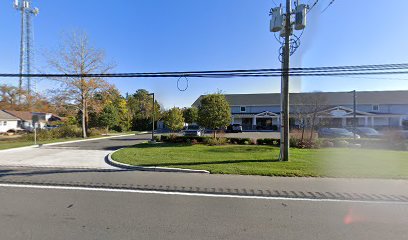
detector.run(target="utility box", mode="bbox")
[295,4,307,30]
[270,7,283,32]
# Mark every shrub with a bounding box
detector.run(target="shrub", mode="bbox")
[204,137,227,146]
[321,140,335,148]
[153,135,161,142]
[87,128,105,137]
[160,135,210,144]
[256,138,280,146]
[333,139,349,148]
[227,138,251,145]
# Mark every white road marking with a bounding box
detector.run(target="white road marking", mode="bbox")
[0,183,407,205]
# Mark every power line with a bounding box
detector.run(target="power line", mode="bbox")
[321,0,335,13]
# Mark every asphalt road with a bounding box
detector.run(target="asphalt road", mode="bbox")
[49,134,152,150]
[0,184,407,240]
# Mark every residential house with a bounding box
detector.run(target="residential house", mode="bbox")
[192,90,408,131]
[0,110,20,133]
[2,110,63,132]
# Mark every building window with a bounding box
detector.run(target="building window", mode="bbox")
[3,121,7,126]
[372,105,379,111]
[240,106,246,112]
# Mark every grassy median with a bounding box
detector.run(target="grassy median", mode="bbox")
[112,143,408,178]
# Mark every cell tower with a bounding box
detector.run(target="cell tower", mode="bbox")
[14,0,39,100]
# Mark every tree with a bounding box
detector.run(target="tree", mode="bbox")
[47,31,114,138]
[127,89,161,131]
[292,93,328,141]
[164,107,185,132]
[183,107,198,124]
[197,93,231,138]
[116,98,132,131]
[99,104,119,133]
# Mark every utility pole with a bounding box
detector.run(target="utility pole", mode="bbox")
[270,0,308,161]
[353,90,357,141]
[280,0,291,162]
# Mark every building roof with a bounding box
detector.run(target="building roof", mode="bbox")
[0,110,19,121]
[4,110,33,121]
[192,90,408,107]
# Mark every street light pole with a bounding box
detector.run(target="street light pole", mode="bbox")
[148,93,155,142]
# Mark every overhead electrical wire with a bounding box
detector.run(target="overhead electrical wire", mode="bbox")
[321,0,335,13]
[2,63,408,79]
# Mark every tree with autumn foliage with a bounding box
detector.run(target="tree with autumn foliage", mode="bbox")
[46,31,115,138]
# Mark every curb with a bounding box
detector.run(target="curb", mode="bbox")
[106,148,210,174]
[0,132,150,153]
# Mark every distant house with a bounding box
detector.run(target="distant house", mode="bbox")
[0,110,20,133]
[192,90,408,131]
[2,110,63,132]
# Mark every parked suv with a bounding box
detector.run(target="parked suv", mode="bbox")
[318,128,360,139]
[226,124,243,133]
[183,125,205,137]
[348,127,383,139]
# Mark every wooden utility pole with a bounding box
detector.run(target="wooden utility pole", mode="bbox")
[280,0,291,161]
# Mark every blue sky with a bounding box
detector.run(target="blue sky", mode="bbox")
[1,0,408,108]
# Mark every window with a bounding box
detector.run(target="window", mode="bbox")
[240,106,246,112]
[3,121,7,126]
[372,105,379,111]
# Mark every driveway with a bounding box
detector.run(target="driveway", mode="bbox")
[0,134,151,169]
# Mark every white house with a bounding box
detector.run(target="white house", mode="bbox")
[2,110,63,132]
[0,110,20,133]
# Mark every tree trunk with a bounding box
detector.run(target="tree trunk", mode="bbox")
[213,130,217,138]
[82,98,87,138]
[309,114,316,141]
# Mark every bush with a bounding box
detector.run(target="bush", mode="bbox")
[333,139,349,148]
[256,138,280,146]
[87,128,105,137]
[321,140,335,148]
[153,135,161,142]
[160,135,210,144]
[204,137,227,146]
[227,138,251,145]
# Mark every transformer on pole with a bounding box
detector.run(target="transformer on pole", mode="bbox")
[14,0,39,102]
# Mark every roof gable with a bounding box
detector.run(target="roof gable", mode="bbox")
[0,110,19,121]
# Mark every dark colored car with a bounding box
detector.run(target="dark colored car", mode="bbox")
[226,124,243,133]
[183,125,205,137]
[318,128,360,139]
[348,127,384,139]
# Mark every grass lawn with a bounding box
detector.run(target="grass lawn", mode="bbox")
[112,143,408,179]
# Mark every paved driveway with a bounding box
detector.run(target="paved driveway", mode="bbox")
[0,134,151,169]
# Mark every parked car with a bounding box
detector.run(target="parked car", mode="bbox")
[348,127,384,139]
[44,125,60,131]
[318,128,360,139]
[183,125,205,137]
[226,124,243,133]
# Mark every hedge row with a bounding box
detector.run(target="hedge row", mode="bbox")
[155,135,408,151]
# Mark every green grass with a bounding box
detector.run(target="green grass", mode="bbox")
[112,143,408,179]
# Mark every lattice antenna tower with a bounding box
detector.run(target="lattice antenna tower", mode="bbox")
[14,0,39,100]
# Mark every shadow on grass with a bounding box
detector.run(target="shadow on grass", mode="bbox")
[138,158,280,167]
